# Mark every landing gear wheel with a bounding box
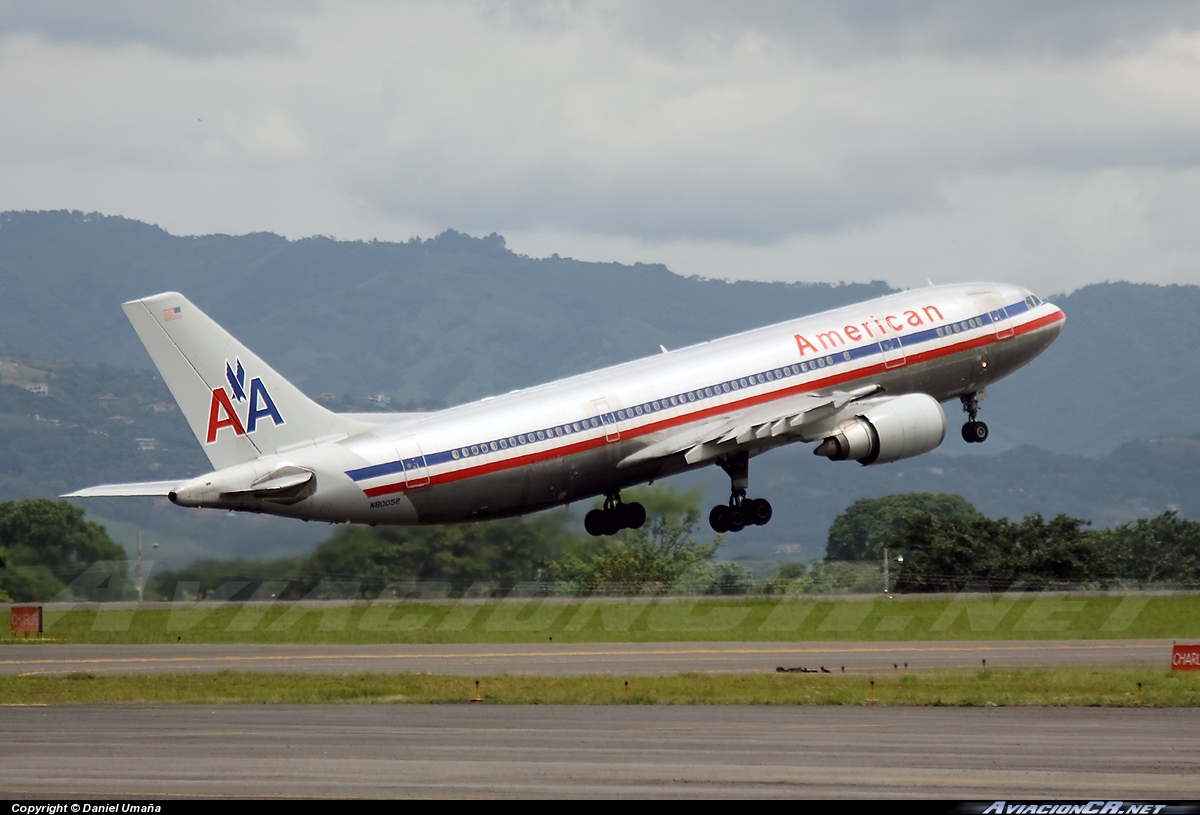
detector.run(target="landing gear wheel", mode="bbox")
[621,502,647,530]
[710,452,773,533]
[586,496,647,536]
[727,506,745,533]
[584,509,606,537]
[745,498,773,526]
[961,421,989,444]
[960,392,989,444]
[709,505,730,533]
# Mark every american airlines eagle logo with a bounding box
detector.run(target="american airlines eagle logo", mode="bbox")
[205,358,284,443]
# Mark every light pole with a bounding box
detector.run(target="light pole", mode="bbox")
[883,548,904,596]
[134,533,158,602]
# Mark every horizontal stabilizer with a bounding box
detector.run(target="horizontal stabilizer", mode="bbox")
[63,480,182,498]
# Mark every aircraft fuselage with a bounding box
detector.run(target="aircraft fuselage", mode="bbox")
[170,282,1062,526]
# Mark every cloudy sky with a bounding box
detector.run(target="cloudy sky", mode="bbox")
[3,0,1200,294]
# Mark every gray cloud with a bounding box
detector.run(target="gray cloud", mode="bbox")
[0,0,316,57]
[3,1,1200,294]
[342,91,1200,245]
[347,148,943,243]
[338,1,1200,246]
[497,0,1200,61]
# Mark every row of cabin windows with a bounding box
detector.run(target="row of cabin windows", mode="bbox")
[936,317,984,337]
[447,356,852,461]
[445,313,1009,462]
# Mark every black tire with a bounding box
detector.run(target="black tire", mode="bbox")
[584,509,605,537]
[709,505,730,533]
[962,421,989,443]
[624,502,646,529]
[747,498,773,526]
[600,509,623,536]
[727,507,745,533]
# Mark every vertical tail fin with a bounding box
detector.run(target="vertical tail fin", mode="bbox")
[123,293,372,470]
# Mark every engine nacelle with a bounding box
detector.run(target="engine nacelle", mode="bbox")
[813,393,946,465]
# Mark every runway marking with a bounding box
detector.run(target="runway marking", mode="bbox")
[0,640,1168,669]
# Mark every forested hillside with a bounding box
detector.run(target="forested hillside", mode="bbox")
[0,210,887,405]
[2,209,1198,563]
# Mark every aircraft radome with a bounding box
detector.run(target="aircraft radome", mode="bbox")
[67,283,1065,536]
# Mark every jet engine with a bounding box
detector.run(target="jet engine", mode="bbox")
[813,393,946,465]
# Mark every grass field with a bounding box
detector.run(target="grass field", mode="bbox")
[1,668,1197,706]
[6,595,1200,707]
[11,592,1199,645]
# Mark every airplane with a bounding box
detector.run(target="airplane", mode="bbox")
[67,283,1065,536]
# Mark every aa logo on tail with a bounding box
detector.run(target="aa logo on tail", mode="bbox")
[206,358,284,443]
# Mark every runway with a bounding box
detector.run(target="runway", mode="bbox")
[2,705,1198,798]
[1,639,1193,798]
[0,639,1179,675]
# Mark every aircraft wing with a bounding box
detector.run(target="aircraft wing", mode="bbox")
[618,384,880,468]
[63,480,183,498]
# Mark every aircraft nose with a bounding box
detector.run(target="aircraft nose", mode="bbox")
[1037,302,1066,349]
[1048,303,1066,336]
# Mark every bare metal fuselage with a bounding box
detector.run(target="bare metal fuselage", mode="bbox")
[180,282,1062,526]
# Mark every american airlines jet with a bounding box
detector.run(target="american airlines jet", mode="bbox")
[68,283,1064,535]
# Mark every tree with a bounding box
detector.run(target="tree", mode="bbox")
[1008,513,1094,588]
[0,499,130,601]
[554,490,722,595]
[285,511,578,598]
[756,561,808,595]
[826,493,984,561]
[1091,512,1200,586]
[0,545,10,602]
[704,561,754,595]
[892,511,1094,592]
[890,511,1010,592]
[146,557,301,601]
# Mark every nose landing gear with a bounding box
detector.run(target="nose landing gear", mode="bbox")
[961,391,989,443]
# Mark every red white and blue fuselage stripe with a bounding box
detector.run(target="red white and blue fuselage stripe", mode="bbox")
[345,287,1064,500]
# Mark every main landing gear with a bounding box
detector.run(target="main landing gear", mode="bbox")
[961,391,989,444]
[585,493,646,537]
[709,451,773,534]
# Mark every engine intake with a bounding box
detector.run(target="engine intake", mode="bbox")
[814,393,946,465]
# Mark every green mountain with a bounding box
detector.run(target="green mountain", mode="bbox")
[0,210,888,405]
[1,209,1197,563]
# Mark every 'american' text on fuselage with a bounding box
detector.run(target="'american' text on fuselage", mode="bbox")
[793,304,946,356]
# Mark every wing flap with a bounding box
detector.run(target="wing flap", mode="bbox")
[618,384,881,468]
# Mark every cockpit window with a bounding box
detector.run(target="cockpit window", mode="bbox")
[1025,294,1043,308]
